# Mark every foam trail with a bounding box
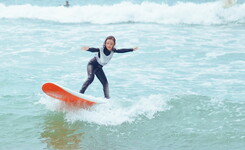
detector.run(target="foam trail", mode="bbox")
[0,2,244,24]
[39,94,171,126]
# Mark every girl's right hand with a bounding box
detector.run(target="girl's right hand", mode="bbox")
[81,46,89,51]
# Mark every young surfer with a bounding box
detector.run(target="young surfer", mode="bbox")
[80,36,138,99]
[64,1,70,7]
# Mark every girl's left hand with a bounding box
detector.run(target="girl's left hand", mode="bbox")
[133,47,138,51]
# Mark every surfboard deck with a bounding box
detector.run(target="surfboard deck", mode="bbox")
[42,82,106,108]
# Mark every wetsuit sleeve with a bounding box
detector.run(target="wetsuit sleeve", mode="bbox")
[87,48,100,52]
[113,48,133,53]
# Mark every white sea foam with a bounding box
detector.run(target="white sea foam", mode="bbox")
[39,94,171,126]
[0,1,244,24]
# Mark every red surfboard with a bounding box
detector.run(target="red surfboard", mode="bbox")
[42,82,106,108]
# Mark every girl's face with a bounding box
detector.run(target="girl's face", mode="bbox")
[105,39,115,51]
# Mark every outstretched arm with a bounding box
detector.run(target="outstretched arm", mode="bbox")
[81,47,99,52]
[114,47,139,53]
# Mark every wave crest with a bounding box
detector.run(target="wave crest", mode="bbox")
[0,1,245,24]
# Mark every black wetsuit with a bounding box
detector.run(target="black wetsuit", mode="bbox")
[80,47,133,99]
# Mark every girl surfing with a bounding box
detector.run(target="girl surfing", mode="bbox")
[80,36,138,99]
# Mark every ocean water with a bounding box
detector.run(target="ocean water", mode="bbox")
[0,0,245,149]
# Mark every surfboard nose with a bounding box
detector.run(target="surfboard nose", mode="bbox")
[42,82,96,108]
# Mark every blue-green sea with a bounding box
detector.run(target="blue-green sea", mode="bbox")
[0,0,245,149]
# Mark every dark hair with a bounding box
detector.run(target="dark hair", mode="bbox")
[103,36,116,49]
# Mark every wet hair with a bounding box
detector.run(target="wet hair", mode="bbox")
[103,36,116,49]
